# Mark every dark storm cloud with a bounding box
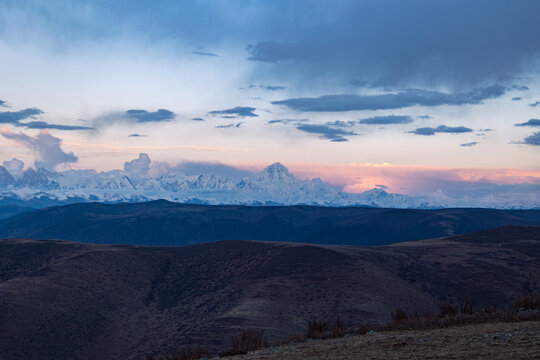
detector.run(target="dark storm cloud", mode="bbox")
[272,85,506,112]
[209,106,258,117]
[245,1,540,89]
[515,119,540,127]
[296,124,357,142]
[409,125,473,136]
[4,1,540,90]
[358,115,413,125]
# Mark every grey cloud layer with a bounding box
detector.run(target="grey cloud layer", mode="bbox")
[324,120,355,127]
[92,109,176,128]
[0,107,92,130]
[0,108,43,124]
[272,85,506,112]
[192,50,218,57]
[124,153,151,177]
[267,119,308,125]
[358,115,413,125]
[410,125,473,136]
[22,121,92,131]
[209,106,258,117]
[3,1,540,90]
[216,122,243,128]
[248,84,286,91]
[1,130,78,169]
[515,119,540,127]
[244,1,540,88]
[125,109,176,123]
[296,124,357,142]
[523,132,540,146]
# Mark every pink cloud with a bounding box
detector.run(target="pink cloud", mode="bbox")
[284,163,540,195]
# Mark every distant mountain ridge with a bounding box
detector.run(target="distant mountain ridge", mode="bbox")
[1,200,539,246]
[0,154,538,209]
[0,161,425,208]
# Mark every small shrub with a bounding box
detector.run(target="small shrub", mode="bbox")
[284,332,306,344]
[460,298,474,315]
[439,302,457,317]
[392,308,408,323]
[305,319,328,339]
[513,293,540,311]
[354,323,374,335]
[219,328,267,357]
[331,317,348,338]
[483,304,500,315]
[145,345,209,360]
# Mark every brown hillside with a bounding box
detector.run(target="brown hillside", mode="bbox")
[0,226,538,359]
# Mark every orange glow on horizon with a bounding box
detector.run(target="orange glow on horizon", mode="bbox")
[282,163,540,194]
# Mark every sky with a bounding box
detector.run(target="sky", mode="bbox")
[0,0,539,195]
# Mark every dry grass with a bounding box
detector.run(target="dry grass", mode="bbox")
[217,293,540,358]
[514,293,540,311]
[217,321,540,360]
[219,329,268,357]
[145,345,209,360]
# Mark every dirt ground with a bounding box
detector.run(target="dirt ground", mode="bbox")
[219,321,540,360]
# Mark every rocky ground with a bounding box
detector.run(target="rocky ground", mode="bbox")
[219,321,540,360]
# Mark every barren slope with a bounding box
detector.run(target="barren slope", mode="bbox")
[0,226,538,359]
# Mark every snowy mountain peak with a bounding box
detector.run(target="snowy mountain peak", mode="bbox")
[15,168,58,189]
[260,162,294,181]
[0,166,15,187]
[0,153,537,209]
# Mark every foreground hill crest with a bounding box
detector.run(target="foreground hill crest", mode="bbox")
[1,226,539,359]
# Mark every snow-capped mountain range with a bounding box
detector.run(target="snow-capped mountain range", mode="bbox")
[0,153,538,209]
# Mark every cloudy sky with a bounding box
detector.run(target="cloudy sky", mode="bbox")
[0,0,539,195]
